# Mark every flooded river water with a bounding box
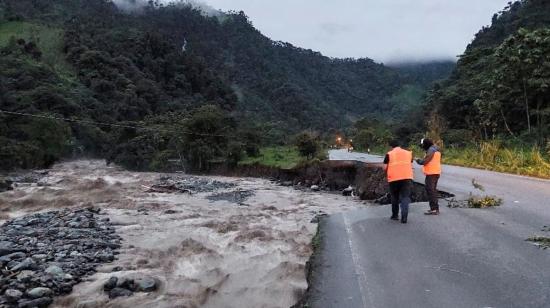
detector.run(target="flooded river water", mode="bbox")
[0,160,365,308]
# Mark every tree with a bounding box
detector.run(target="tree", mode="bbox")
[488,28,550,143]
[179,105,234,171]
[293,131,320,159]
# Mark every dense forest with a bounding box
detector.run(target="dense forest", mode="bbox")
[0,0,451,171]
[426,0,550,147]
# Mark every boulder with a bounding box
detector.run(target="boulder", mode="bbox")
[103,276,118,291]
[45,265,64,278]
[108,287,133,299]
[5,252,27,260]
[10,257,37,271]
[27,287,53,299]
[4,289,23,303]
[116,277,137,291]
[16,270,35,282]
[0,241,15,256]
[136,276,158,292]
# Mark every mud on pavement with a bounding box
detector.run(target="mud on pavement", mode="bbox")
[0,160,365,307]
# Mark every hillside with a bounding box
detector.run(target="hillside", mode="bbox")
[0,0,449,170]
[427,0,550,145]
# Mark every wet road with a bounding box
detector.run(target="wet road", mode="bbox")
[309,150,550,308]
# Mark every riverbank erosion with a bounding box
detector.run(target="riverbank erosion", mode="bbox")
[0,160,366,307]
[217,160,451,203]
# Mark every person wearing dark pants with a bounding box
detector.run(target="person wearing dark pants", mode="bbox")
[389,179,412,222]
[384,140,414,224]
[424,174,440,212]
[416,138,442,215]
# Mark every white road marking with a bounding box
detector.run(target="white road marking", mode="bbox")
[343,212,375,308]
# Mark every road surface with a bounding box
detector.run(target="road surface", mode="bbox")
[308,150,550,308]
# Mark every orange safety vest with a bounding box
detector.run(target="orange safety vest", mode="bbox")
[386,147,413,182]
[423,151,441,175]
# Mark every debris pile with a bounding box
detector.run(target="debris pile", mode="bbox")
[0,208,121,307]
[146,176,235,194]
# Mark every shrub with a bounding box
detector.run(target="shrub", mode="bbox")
[294,131,320,159]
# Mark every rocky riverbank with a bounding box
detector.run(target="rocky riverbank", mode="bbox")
[0,207,120,307]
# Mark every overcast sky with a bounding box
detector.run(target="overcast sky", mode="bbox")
[201,0,511,63]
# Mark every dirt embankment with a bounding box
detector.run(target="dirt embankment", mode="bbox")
[215,161,452,204]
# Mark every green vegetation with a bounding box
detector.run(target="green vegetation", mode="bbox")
[2,0,549,178]
[422,0,550,177]
[467,195,503,208]
[0,0,454,172]
[294,131,322,160]
[448,179,503,209]
[526,236,550,249]
[346,1,550,179]
[239,147,301,169]
[442,141,550,178]
[0,21,71,75]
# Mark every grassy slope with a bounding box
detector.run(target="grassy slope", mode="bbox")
[239,146,302,169]
[442,143,550,179]
[0,21,73,77]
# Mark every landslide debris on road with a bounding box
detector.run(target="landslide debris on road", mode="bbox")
[0,207,121,307]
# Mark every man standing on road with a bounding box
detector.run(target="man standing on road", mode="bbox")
[416,138,442,215]
[384,140,414,224]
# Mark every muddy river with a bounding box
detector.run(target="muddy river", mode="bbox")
[0,160,365,307]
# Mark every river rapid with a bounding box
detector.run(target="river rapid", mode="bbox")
[0,160,365,308]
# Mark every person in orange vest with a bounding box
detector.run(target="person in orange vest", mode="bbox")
[384,140,413,224]
[416,138,442,215]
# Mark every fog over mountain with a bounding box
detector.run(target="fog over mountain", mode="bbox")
[112,0,221,16]
[200,0,511,63]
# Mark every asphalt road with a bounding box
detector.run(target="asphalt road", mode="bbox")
[308,150,550,308]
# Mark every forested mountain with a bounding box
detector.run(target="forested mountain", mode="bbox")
[0,0,448,170]
[390,61,455,89]
[427,0,550,145]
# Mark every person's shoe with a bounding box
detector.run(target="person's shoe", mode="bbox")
[401,218,407,224]
[424,210,438,215]
[390,216,399,221]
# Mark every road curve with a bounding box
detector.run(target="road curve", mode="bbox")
[308,150,550,308]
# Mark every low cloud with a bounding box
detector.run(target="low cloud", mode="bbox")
[202,0,510,63]
[112,0,222,16]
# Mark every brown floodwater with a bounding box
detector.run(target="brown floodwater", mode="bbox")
[0,160,366,308]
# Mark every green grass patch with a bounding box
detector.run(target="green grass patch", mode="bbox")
[442,141,550,179]
[0,21,73,77]
[239,146,302,169]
